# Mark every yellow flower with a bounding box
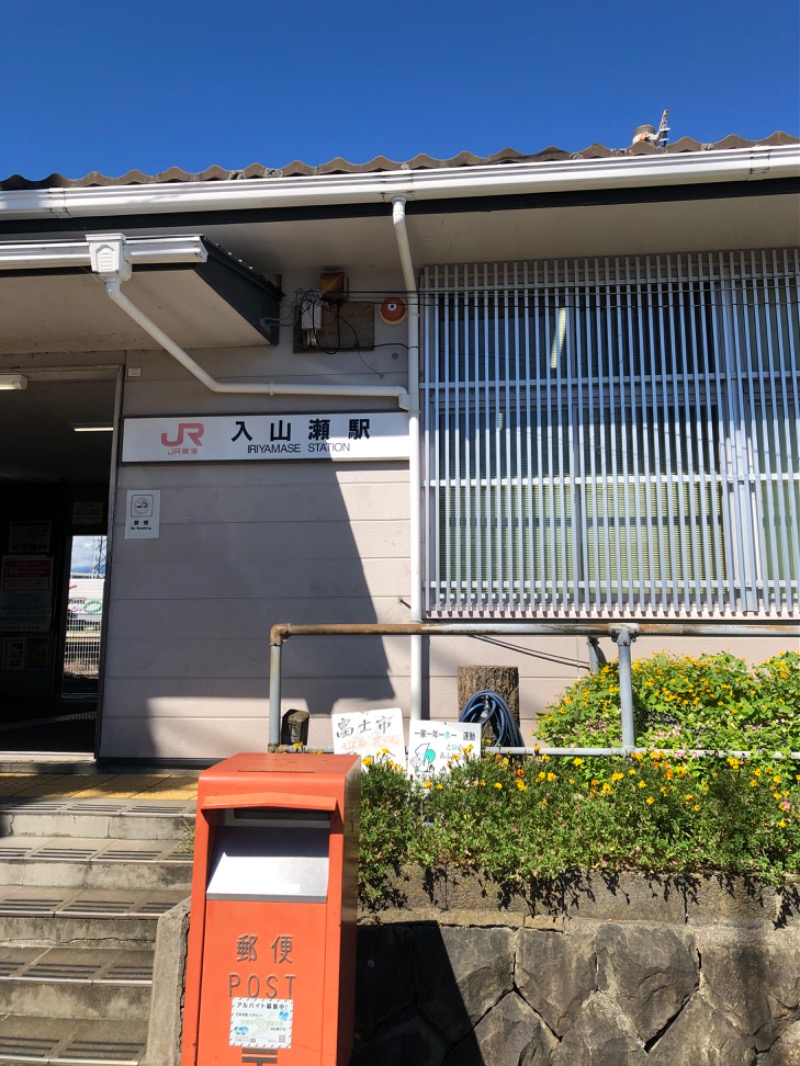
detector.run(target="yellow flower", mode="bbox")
[362,756,373,767]
[629,769,637,776]
[638,780,647,789]
[601,783,612,795]
[611,772,624,782]
[516,781,527,791]
[646,796,655,805]
[750,779,758,788]
[573,757,584,767]
[779,820,787,828]
[494,782,503,790]
[423,781,432,789]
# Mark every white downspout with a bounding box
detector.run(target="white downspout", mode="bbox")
[391,197,423,724]
[89,236,409,409]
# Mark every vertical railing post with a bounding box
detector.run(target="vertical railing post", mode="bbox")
[611,624,638,751]
[269,640,283,749]
[587,636,607,674]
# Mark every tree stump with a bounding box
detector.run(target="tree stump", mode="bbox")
[457,666,520,744]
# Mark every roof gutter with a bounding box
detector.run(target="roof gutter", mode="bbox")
[0,234,209,270]
[2,146,797,221]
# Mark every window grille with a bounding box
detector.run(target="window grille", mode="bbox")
[421,250,800,618]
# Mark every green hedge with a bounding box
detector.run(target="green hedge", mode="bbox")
[359,652,800,903]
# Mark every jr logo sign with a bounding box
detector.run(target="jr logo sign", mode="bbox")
[160,422,205,448]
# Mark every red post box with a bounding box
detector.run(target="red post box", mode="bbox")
[181,753,360,1066]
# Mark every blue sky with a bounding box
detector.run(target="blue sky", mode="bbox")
[2,0,798,181]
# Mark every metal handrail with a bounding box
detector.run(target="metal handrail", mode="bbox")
[267,619,800,749]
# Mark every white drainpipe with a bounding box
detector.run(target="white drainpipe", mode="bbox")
[88,235,409,409]
[391,198,423,723]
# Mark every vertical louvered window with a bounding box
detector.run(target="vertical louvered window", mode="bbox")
[421,251,800,618]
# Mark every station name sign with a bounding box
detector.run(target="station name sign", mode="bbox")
[122,412,410,463]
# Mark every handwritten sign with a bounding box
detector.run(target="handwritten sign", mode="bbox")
[332,707,405,765]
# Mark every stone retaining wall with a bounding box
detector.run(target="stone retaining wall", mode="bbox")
[351,870,800,1065]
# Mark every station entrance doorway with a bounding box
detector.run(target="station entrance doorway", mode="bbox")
[0,369,119,754]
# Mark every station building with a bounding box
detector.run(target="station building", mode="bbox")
[0,130,798,761]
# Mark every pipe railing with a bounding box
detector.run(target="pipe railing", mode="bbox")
[267,619,800,752]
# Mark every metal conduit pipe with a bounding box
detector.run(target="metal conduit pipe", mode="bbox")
[391,197,423,725]
[487,747,800,759]
[99,274,410,409]
[269,620,800,644]
[611,626,637,750]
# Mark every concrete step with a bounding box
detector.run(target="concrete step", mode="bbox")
[0,887,188,949]
[0,946,152,1020]
[0,836,192,890]
[0,786,195,1062]
[0,1014,147,1064]
[0,797,195,843]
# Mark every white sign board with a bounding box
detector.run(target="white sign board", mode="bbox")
[122,412,409,463]
[124,490,161,539]
[332,707,405,765]
[407,720,481,779]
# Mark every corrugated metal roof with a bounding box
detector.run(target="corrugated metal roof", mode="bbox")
[2,132,797,191]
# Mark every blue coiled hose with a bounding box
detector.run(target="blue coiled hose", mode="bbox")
[458,689,524,748]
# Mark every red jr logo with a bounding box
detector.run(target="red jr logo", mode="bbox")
[160,422,205,448]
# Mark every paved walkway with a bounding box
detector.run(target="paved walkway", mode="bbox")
[0,772,199,801]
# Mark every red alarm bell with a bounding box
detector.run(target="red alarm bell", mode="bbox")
[380,297,407,325]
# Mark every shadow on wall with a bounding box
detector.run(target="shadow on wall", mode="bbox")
[352,921,537,1066]
[103,461,398,759]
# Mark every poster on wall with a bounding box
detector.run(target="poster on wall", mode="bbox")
[72,501,104,527]
[1,638,25,670]
[0,556,53,632]
[23,637,50,669]
[1,636,50,670]
[8,521,51,553]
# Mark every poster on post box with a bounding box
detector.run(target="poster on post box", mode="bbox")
[331,707,405,766]
[230,997,293,1048]
[407,720,481,779]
